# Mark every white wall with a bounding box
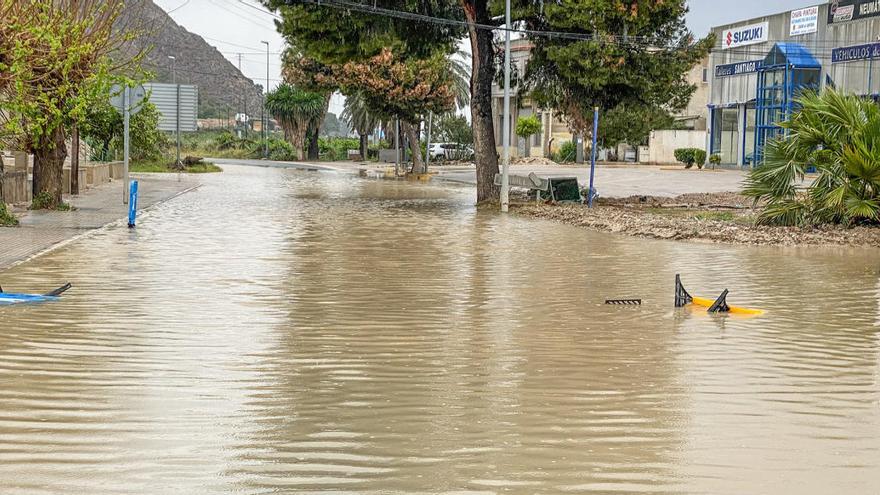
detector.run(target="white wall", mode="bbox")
[641,130,707,164]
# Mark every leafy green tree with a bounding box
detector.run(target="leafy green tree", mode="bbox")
[266,0,462,174]
[515,115,542,139]
[128,102,168,162]
[599,104,675,148]
[0,0,139,209]
[435,114,473,145]
[265,83,327,160]
[519,0,712,145]
[81,99,167,162]
[744,89,880,226]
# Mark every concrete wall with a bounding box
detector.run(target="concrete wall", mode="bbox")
[0,171,28,204]
[1,150,123,203]
[640,130,707,164]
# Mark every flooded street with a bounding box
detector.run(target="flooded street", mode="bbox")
[1,164,878,494]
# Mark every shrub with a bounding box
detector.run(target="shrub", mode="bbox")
[709,154,722,168]
[318,137,360,161]
[0,203,18,227]
[674,148,706,169]
[515,115,542,139]
[744,89,880,226]
[554,140,577,163]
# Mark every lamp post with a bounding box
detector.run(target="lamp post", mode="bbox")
[500,0,511,212]
[261,40,269,159]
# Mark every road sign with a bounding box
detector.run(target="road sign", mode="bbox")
[110,84,147,115]
[143,83,198,132]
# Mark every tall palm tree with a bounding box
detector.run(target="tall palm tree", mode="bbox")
[265,83,325,160]
[342,94,379,159]
[744,89,880,226]
[447,50,471,111]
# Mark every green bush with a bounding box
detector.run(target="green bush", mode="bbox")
[674,148,706,169]
[0,203,18,227]
[318,137,360,161]
[554,140,577,163]
[263,138,296,161]
[515,115,542,139]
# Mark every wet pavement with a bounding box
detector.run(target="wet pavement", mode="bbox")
[0,163,878,494]
[0,175,200,270]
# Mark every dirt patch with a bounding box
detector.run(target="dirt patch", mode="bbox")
[512,192,880,247]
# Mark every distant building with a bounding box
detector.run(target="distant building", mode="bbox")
[490,39,573,159]
[708,2,880,167]
[491,39,711,162]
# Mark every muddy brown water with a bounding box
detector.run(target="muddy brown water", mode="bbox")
[1,165,878,494]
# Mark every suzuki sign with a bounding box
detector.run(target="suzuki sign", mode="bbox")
[722,21,770,50]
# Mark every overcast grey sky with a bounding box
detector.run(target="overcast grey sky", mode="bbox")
[154,0,821,114]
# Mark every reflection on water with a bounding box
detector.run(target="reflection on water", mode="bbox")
[1,165,878,494]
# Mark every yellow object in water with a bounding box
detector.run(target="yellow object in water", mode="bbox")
[691,296,765,316]
[675,274,765,316]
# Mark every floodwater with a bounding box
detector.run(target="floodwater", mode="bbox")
[0,164,878,494]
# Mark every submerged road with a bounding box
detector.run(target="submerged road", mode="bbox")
[1,162,878,494]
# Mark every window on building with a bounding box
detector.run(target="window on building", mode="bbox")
[702,68,708,83]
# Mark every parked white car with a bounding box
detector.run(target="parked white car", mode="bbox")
[428,143,474,161]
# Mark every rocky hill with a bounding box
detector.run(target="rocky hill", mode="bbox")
[116,0,265,119]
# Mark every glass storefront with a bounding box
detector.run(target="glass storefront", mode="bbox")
[711,107,740,165]
[743,103,756,166]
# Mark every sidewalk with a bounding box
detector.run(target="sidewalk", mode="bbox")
[0,174,200,270]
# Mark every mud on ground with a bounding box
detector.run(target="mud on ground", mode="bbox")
[512,192,880,247]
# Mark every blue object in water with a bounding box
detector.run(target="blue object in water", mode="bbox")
[0,283,71,306]
[0,293,61,305]
[128,180,139,228]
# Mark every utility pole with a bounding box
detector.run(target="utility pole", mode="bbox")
[500,0,511,212]
[261,41,269,159]
[169,55,181,167]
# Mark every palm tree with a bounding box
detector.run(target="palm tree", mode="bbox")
[447,50,471,111]
[265,83,325,160]
[342,94,379,159]
[744,89,880,226]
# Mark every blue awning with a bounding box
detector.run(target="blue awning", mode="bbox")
[760,42,821,69]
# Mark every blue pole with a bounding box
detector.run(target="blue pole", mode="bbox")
[588,106,599,207]
[128,180,138,228]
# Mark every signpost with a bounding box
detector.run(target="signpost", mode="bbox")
[110,84,146,205]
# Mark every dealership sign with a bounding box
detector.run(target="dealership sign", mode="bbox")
[715,60,764,77]
[828,0,880,24]
[832,42,880,63]
[722,21,769,50]
[790,6,820,35]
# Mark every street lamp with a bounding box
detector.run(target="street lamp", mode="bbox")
[261,40,269,159]
[500,0,511,212]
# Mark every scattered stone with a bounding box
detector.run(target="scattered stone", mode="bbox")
[512,192,880,247]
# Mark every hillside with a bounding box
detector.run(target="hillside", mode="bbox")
[116,0,265,119]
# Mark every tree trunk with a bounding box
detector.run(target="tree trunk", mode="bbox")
[462,0,500,203]
[402,121,424,174]
[32,126,67,209]
[71,125,80,196]
[293,130,306,161]
[307,93,332,161]
[359,134,368,160]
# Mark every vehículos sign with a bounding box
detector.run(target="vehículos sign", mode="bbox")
[714,60,764,78]
[722,21,769,50]
[832,42,880,63]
